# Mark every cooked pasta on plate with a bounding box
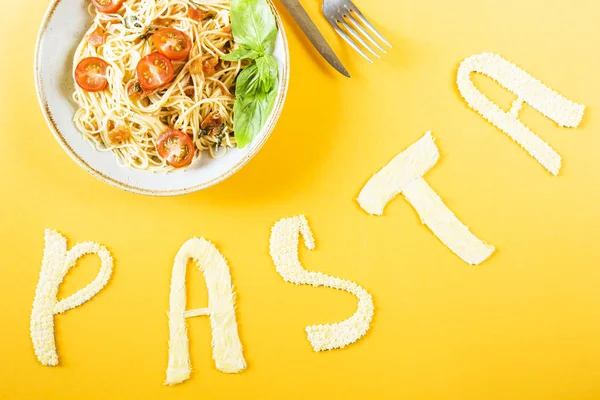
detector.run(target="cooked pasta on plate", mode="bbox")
[35,0,288,194]
[73,0,278,172]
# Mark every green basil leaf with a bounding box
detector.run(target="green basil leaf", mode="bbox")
[228,0,280,149]
[234,89,277,148]
[264,87,278,120]
[235,63,261,97]
[256,54,278,93]
[234,98,259,149]
[221,46,261,61]
[230,0,277,53]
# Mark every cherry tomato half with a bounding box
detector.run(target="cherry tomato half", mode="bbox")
[90,0,124,14]
[136,53,174,91]
[151,28,192,61]
[75,57,109,92]
[156,130,195,168]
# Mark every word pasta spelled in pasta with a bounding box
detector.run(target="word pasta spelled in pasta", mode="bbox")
[165,238,246,385]
[457,52,585,175]
[358,132,495,265]
[270,216,374,351]
[30,230,114,366]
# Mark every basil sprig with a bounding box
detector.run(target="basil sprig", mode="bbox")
[223,0,279,148]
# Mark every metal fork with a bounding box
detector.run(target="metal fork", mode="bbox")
[322,0,391,63]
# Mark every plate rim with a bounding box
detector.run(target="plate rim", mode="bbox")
[34,0,290,197]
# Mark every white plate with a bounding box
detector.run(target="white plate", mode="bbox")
[35,0,289,196]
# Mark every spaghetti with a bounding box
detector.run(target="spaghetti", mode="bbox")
[73,0,244,172]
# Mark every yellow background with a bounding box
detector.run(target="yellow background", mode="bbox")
[1,0,600,398]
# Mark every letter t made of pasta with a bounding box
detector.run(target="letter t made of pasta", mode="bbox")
[358,131,495,266]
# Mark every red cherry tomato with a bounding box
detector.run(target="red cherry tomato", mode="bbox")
[75,57,109,92]
[136,53,174,91]
[156,130,195,168]
[90,0,124,14]
[151,28,192,61]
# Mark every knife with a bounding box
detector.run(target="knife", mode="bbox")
[279,0,351,78]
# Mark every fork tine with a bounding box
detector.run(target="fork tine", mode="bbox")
[339,18,380,59]
[345,3,392,48]
[345,13,386,54]
[328,18,373,63]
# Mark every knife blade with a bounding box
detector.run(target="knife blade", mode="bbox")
[279,0,350,78]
